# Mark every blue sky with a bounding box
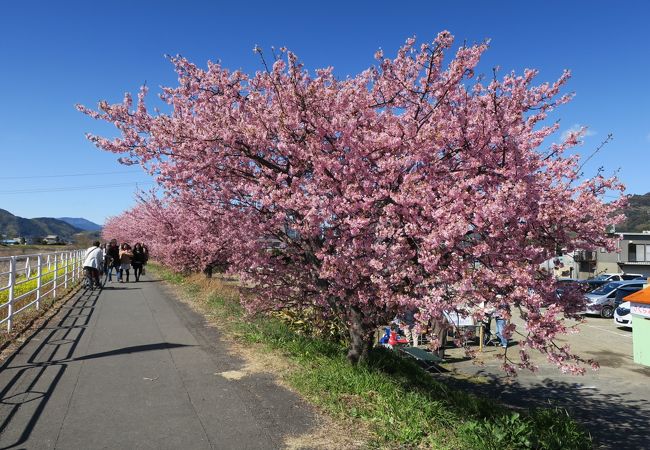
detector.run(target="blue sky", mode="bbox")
[0,0,648,225]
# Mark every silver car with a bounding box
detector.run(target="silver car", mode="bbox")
[583,280,646,318]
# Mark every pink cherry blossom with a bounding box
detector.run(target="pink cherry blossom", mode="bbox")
[81,31,625,371]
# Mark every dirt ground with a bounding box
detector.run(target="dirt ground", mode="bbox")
[443,315,649,450]
[0,244,77,258]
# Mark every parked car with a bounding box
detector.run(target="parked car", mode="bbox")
[582,274,619,291]
[593,273,624,282]
[555,278,589,299]
[556,278,580,287]
[621,273,645,280]
[614,285,644,308]
[582,279,647,318]
[614,301,632,328]
[583,273,645,291]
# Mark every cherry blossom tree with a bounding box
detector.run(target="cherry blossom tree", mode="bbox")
[80,31,624,372]
[102,192,232,275]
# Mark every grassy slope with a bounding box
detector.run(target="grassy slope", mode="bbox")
[151,264,591,450]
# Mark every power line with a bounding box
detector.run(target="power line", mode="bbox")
[0,181,155,194]
[577,133,613,173]
[0,170,145,180]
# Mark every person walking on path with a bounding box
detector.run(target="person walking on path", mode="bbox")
[118,243,133,283]
[141,243,149,275]
[131,243,146,282]
[100,243,108,278]
[106,239,120,282]
[82,241,103,289]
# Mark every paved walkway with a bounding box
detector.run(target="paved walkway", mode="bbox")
[0,276,315,449]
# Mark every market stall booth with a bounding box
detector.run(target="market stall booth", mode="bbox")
[624,287,650,366]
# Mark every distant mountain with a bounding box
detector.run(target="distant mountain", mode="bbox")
[58,217,102,231]
[617,193,650,232]
[0,209,82,241]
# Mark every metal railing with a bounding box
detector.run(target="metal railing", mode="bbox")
[0,249,85,332]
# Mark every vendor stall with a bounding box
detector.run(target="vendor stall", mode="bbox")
[623,287,650,367]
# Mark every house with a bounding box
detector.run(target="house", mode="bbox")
[611,232,650,277]
[43,235,62,245]
[574,249,598,279]
[0,237,22,245]
[581,231,650,278]
[542,231,650,280]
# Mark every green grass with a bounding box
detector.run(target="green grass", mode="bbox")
[151,264,592,449]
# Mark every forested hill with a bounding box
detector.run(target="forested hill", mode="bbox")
[57,217,102,231]
[0,208,82,240]
[617,193,650,232]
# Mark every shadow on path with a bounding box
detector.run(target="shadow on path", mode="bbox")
[104,279,161,284]
[5,342,194,370]
[0,286,191,450]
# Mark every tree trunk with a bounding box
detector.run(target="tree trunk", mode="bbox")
[346,306,370,365]
[429,318,448,360]
[203,264,213,278]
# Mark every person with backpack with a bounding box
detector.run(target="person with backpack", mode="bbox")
[82,241,103,289]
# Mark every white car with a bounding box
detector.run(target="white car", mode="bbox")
[614,301,632,328]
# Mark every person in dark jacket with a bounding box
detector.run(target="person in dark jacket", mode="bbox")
[141,243,149,275]
[106,239,120,282]
[131,243,147,282]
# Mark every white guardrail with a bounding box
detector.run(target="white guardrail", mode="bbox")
[0,249,85,332]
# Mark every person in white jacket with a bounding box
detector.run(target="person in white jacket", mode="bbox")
[83,241,103,289]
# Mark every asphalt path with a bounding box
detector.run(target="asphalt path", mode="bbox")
[444,313,650,450]
[3,271,647,449]
[0,275,315,449]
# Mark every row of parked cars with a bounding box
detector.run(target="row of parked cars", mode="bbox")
[557,273,646,327]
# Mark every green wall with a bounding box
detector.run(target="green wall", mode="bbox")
[633,314,650,366]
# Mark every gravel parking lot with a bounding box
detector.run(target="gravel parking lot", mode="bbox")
[444,315,649,449]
